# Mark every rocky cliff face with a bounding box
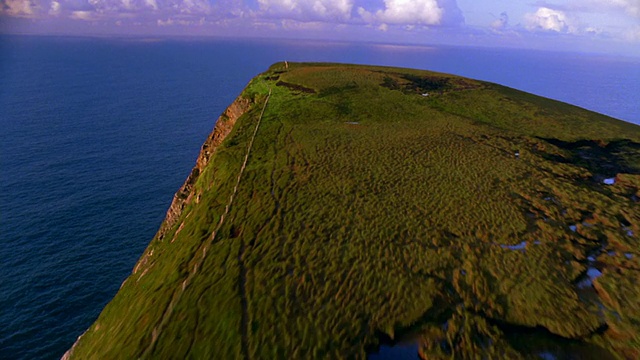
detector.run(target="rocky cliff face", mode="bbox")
[156,96,251,242]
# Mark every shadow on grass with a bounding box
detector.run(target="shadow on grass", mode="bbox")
[537,138,640,177]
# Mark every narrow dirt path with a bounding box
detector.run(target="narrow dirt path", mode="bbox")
[143,89,271,358]
[235,89,272,360]
[237,235,250,360]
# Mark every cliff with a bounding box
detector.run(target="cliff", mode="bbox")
[155,96,251,243]
[65,63,640,359]
[63,89,253,360]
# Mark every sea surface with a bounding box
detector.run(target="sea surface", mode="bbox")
[0,35,638,359]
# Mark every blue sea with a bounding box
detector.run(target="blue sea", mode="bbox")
[0,35,639,359]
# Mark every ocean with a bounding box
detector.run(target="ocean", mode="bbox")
[0,35,638,359]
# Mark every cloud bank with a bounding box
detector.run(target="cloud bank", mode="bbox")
[0,0,466,27]
[574,0,640,17]
[0,0,638,53]
[0,0,214,19]
[258,0,353,21]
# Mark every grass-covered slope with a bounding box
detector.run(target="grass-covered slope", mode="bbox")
[66,63,640,359]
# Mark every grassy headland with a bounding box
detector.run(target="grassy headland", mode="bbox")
[66,63,640,359]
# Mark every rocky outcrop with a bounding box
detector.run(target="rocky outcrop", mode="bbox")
[156,96,251,242]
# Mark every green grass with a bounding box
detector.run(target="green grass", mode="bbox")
[68,62,640,359]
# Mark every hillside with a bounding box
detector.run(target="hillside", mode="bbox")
[65,63,640,359]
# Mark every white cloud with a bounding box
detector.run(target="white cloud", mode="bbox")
[524,7,576,33]
[378,0,441,25]
[280,18,326,29]
[258,0,353,21]
[490,11,508,30]
[70,9,94,19]
[625,25,640,41]
[584,26,603,35]
[357,0,463,27]
[358,0,440,25]
[1,0,37,16]
[178,0,210,14]
[144,0,156,10]
[617,0,639,16]
[157,15,204,25]
[49,0,60,14]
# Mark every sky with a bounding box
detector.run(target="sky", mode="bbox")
[1,0,639,55]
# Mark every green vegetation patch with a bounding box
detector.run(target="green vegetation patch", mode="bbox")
[69,62,640,359]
